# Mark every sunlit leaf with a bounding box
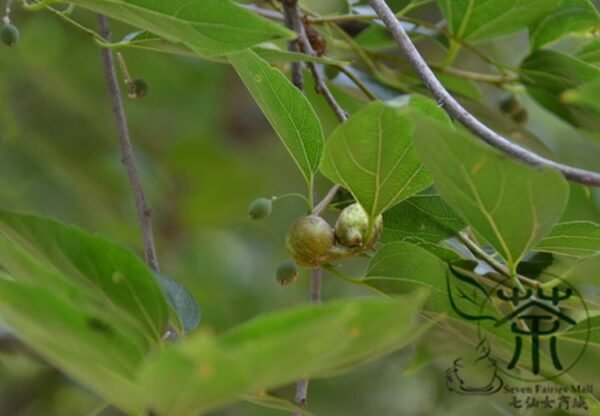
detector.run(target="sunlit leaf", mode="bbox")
[230,49,324,188]
[412,118,569,273]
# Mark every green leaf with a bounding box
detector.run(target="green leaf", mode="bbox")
[535,221,600,259]
[229,49,324,188]
[520,49,600,131]
[436,0,561,42]
[70,0,293,57]
[300,0,350,15]
[412,118,569,273]
[363,242,449,308]
[562,77,600,112]
[138,295,426,415]
[320,98,441,219]
[0,210,169,341]
[575,37,600,65]
[241,392,314,416]
[109,31,347,65]
[529,0,600,50]
[0,277,146,414]
[155,273,201,334]
[561,315,599,348]
[382,189,466,243]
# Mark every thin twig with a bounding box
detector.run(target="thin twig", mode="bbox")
[334,66,378,100]
[430,64,517,85]
[313,185,341,215]
[286,9,347,121]
[282,0,304,90]
[97,15,160,272]
[369,0,600,187]
[293,267,321,416]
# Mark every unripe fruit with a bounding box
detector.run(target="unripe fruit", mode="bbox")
[248,198,272,220]
[335,203,382,248]
[286,215,335,268]
[499,95,520,115]
[276,260,298,286]
[512,107,528,124]
[128,78,148,99]
[0,24,19,47]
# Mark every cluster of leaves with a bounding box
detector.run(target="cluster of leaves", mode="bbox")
[2,0,600,414]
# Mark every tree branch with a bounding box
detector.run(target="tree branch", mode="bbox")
[284,5,347,122]
[97,15,160,271]
[369,0,600,187]
[282,0,304,90]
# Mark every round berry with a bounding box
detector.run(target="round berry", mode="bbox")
[128,78,148,99]
[499,95,521,115]
[0,24,19,47]
[276,260,298,286]
[512,108,528,124]
[248,198,272,220]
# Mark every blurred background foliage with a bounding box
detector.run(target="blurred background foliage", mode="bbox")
[1,0,600,415]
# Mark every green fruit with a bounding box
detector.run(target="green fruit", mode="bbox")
[248,198,272,220]
[512,107,528,124]
[0,24,19,47]
[276,260,298,286]
[286,215,335,268]
[128,78,148,99]
[499,95,520,115]
[335,203,383,248]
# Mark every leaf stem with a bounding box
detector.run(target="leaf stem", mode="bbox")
[456,232,540,290]
[430,64,517,85]
[333,65,378,100]
[368,0,600,187]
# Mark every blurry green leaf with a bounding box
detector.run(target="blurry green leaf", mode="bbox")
[575,37,600,65]
[320,98,441,219]
[301,0,350,15]
[436,72,482,101]
[363,243,491,322]
[364,242,448,307]
[70,0,293,57]
[138,296,426,415]
[0,210,169,341]
[382,190,466,243]
[536,221,600,259]
[529,0,599,50]
[111,31,346,65]
[460,98,553,157]
[520,49,600,131]
[0,277,146,414]
[562,77,600,112]
[402,238,462,262]
[561,315,599,347]
[412,118,569,273]
[436,0,561,41]
[241,392,314,416]
[252,47,348,66]
[155,273,201,334]
[229,50,324,188]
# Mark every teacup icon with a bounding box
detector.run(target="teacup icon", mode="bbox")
[446,339,504,395]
